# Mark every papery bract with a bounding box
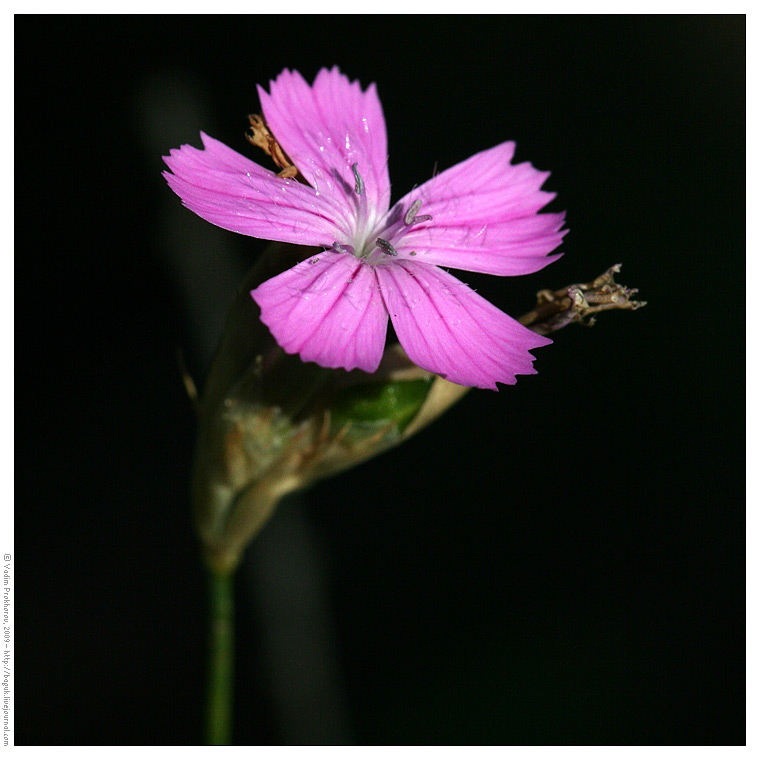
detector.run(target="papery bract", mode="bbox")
[163,67,567,389]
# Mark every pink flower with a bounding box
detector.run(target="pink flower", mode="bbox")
[163,67,567,389]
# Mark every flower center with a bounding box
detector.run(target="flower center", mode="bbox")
[333,163,432,266]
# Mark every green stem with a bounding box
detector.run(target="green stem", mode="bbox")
[206,570,235,745]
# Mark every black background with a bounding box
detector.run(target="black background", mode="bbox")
[16,15,744,745]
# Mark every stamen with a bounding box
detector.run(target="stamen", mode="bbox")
[352,163,364,196]
[376,238,398,257]
[404,198,433,226]
[332,242,354,255]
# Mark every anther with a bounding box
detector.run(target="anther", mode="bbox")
[404,198,433,226]
[376,238,398,257]
[332,242,354,255]
[404,200,422,225]
[352,162,364,196]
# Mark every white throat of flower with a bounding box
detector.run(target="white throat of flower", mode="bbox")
[334,163,432,267]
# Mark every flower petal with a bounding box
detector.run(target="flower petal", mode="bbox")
[251,252,389,373]
[258,67,391,224]
[163,132,343,246]
[376,260,551,390]
[389,142,565,276]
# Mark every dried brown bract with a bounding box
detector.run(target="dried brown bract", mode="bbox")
[246,113,300,179]
[519,264,646,335]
